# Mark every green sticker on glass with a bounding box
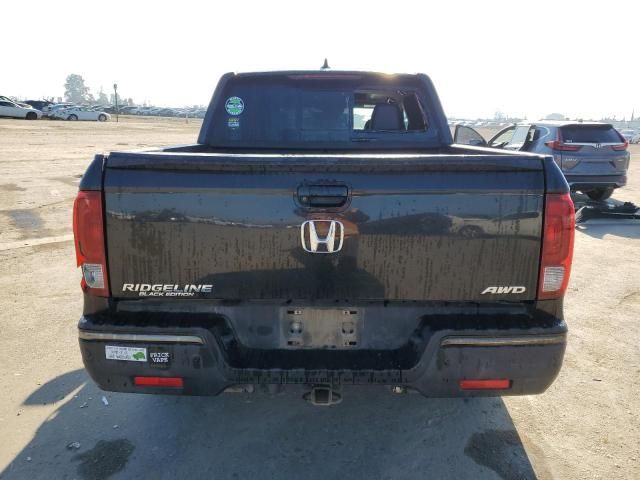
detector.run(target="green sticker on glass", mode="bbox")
[225,97,244,115]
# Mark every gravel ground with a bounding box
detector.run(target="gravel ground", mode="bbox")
[0,117,638,480]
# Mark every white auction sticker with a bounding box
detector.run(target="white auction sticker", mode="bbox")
[105,345,147,362]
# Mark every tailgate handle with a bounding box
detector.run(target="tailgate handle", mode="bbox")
[297,185,349,208]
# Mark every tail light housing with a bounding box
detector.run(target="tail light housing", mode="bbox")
[544,139,582,152]
[611,141,628,151]
[538,193,575,300]
[73,191,109,296]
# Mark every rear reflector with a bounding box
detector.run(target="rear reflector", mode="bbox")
[538,193,575,300]
[134,376,184,388]
[460,379,511,390]
[73,191,109,296]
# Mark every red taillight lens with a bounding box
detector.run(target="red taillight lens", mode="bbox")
[611,141,628,151]
[544,140,582,152]
[538,193,575,300]
[73,191,109,296]
[460,379,511,390]
[134,376,184,388]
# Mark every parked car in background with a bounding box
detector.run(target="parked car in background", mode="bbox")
[43,103,74,118]
[24,100,53,111]
[54,106,111,121]
[455,121,630,200]
[135,107,155,116]
[118,106,138,115]
[0,99,42,119]
[98,105,213,118]
[619,129,640,144]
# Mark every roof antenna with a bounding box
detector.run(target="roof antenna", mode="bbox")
[321,58,330,70]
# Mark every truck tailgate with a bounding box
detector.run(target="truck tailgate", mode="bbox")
[103,152,544,302]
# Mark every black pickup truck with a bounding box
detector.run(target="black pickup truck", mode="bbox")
[73,71,575,404]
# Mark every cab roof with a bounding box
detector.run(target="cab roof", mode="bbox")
[230,70,423,79]
[530,120,611,127]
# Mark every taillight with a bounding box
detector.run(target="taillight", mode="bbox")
[611,141,628,151]
[538,193,575,300]
[544,139,582,152]
[73,191,109,296]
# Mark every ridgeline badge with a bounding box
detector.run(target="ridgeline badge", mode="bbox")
[225,96,244,115]
[122,283,213,297]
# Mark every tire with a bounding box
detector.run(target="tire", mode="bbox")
[98,114,107,122]
[586,188,614,201]
[67,114,78,121]
[25,112,37,120]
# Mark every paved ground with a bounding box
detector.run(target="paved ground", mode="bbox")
[0,117,638,480]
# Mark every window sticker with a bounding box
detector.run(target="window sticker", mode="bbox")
[225,96,244,115]
[228,117,240,129]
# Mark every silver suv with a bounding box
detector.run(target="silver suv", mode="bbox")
[455,121,630,200]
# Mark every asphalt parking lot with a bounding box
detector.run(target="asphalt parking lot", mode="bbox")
[0,117,638,480]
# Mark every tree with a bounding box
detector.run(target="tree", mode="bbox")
[64,74,93,103]
[96,87,109,105]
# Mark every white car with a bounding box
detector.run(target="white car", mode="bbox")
[43,103,74,118]
[55,106,111,122]
[0,99,42,119]
[619,129,640,144]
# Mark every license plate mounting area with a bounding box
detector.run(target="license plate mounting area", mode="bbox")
[281,308,360,349]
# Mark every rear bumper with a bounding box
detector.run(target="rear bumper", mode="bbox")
[565,173,626,189]
[78,310,567,398]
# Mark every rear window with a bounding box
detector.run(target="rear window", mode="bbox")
[205,74,434,149]
[560,125,622,143]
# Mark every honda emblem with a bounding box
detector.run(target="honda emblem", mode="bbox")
[300,220,344,253]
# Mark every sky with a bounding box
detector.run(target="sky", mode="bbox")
[3,0,639,120]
